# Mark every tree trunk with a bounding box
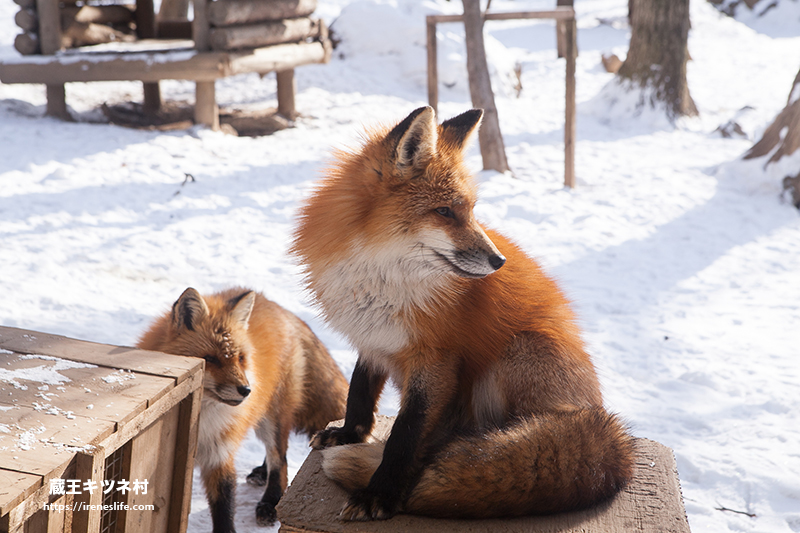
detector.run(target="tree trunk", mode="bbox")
[745,68,800,209]
[461,0,509,173]
[745,68,800,164]
[617,0,697,121]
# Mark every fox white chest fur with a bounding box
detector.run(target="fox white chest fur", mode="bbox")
[313,235,451,369]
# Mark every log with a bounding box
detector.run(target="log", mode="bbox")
[61,21,136,48]
[14,8,37,32]
[209,17,318,51]
[13,32,39,55]
[157,20,193,39]
[208,0,316,27]
[61,5,135,26]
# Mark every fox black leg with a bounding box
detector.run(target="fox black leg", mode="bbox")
[205,464,237,533]
[312,356,386,449]
[341,377,430,521]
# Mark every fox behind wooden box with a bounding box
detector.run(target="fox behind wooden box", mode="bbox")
[137,287,348,533]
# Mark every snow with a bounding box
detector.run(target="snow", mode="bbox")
[1,0,799,531]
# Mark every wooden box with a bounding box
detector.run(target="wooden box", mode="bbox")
[277,415,692,533]
[0,325,204,533]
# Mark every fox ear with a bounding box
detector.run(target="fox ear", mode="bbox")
[172,288,209,332]
[440,109,483,152]
[228,291,255,329]
[386,106,437,171]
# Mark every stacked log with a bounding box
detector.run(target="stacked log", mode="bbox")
[207,0,322,51]
[12,0,137,55]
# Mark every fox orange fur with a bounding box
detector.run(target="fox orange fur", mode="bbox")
[291,107,636,520]
[137,287,347,533]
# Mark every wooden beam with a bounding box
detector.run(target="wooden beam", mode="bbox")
[71,449,105,533]
[427,7,575,25]
[192,0,210,50]
[45,84,69,120]
[564,17,577,188]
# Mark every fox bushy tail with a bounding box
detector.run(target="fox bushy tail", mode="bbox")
[322,408,635,518]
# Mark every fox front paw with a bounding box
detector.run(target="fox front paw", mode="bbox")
[255,500,277,526]
[339,490,399,521]
[310,425,367,450]
[246,464,267,487]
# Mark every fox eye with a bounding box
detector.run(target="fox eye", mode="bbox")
[203,355,220,366]
[238,354,245,364]
[435,206,455,219]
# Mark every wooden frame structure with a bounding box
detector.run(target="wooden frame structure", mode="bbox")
[0,0,331,129]
[0,326,204,533]
[426,7,577,187]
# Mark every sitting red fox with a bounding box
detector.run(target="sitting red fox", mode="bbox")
[291,107,636,520]
[137,287,347,533]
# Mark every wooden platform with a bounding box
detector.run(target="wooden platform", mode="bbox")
[277,415,692,533]
[0,325,204,533]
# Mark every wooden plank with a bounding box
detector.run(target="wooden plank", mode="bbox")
[123,403,179,532]
[0,40,327,85]
[276,69,296,119]
[96,367,202,455]
[0,405,115,480]
[426,18,437,116]
[0,461,77,531]
[564,17,576,188]
[276,417,691,533]
[0,352,178,431]
[0,326,202,384]
[0,470,42,517]
[167,388,201,533]
[208,0,316,27]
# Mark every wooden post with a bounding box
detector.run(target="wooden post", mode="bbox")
[556,0,573,58]
[72,448,105,533]
[136,0,161,114]
[195,81,219,129]
[426,17,438,116]
[167,388,202,533]
[276,69,297,119]
[37,0,70,119]
[564,15,576,188]
[192,0,210,51]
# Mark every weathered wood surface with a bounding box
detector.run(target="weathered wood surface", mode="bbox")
[208,0,316,27]
[0,327,203,533]
[0,325,201,383]
[0,40,328,84]
[14,8,37,32]
[13,32,38,55]
[209,17,318,51]
[277,416,691,533]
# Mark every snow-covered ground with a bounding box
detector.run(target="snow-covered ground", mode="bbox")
[1,0,799,531]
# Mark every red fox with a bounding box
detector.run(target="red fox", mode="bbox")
[291,107,636,520]
[137,287,347,533]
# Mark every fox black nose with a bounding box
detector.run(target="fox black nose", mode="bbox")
[489,254,506,270]
[237,385,251,397]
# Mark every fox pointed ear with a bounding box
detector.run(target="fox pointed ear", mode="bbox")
[228,291,255,329]
[386,106,437,171]
[440,109,483,152]
[172,288,209,332]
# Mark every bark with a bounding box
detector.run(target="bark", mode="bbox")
[744,68,800,164]
[617,0,697,121]
[461,0,509,173]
